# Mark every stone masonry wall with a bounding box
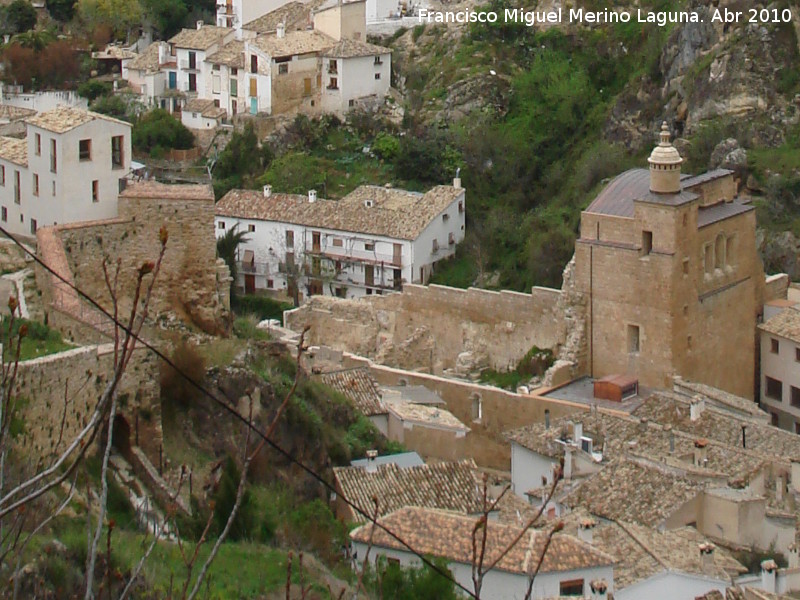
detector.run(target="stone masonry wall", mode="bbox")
[341,353,584,470]
[285,283,564,374]
[36,185,230,341]
[12,344,162,467]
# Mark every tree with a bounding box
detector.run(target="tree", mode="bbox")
[76,0,143,42]
[132,108,194,154]
[77,78,112,101]
[141,0,188,39]
[5,0,37,34]
[215,225,249,299]
[45,0,76,23]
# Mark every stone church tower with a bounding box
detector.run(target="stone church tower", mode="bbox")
[572,122,764,399]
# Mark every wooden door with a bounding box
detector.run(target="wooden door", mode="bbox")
[244,274,255,294]
[393,243,402,266]
[364,265,374,287]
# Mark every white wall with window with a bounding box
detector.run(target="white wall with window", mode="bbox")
[0,108,132,238]
[760,305,800,433]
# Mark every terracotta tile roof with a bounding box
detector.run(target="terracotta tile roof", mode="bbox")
[386,401,468,431]
[333,459,483,523]
[183,98,226,120]
[169,25,230,51]
[206,40,244,68]
[551,508,745,588]
[119,181,213,201]
[633,391,800,463]
[242,0,321,34]
[127,42,163,73]
[0,136,27,166]
[673,377,767,420]
[215,184,463,241]
[0,105,35,122]
[506,407,765,485]
[253,30,336,58]
[760,307,800,343]
[560,458,704,527]
[324,38,390,58]
[350,506,617,574]
[25,106,129,134]
[316,367,386,416]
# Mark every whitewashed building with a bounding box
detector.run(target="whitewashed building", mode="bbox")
[0,106,131,237]
[167,22,235,106]
[126,42,174,111]
[350,506,616,600]
[320,38,390,114]
[215,181,465,300]
[759,303,800,432]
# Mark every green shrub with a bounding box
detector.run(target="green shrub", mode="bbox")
[132,109,194,154]
[232,294,293,324]
[78,80,112,101]
[372,132,400,160]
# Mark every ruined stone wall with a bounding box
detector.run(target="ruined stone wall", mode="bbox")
[285,283,564,374]
[37,187,230,340]
[341,354,583,470]
[12,344,162,467]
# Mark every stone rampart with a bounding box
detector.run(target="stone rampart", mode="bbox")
[285,282,564,374]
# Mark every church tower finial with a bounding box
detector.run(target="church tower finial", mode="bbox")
[648,121,682,194]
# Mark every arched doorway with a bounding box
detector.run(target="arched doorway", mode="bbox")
[111,415,133,462]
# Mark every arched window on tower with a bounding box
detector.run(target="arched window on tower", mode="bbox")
[714,234,725,270]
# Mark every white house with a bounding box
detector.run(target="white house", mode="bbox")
[126,42,174,111]
[320,38,391,114]
[204,40,245,118]
[167,22,235,106]
[181,98,227,129]
[759,303,800,432]
[350,506,616,600]
[0,106,131,237]
[214,181,466,301]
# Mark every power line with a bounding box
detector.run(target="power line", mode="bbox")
[1,226,480,599]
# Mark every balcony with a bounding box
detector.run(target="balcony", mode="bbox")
[238,260,270,276]
[306,247,402,267]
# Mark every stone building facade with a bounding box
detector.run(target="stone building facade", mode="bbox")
[572,123,765,398]
[36,181,231,341]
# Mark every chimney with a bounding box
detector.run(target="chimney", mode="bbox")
[196,20,204,30]
[589,579,608,600]
[777,475,785,503]
[693,438,708,467]
[453,177,461,189]
[690,396,705,422]
[308,189,317,203]
[158,43,166,65]
[789,544,800,569]
[761,559,778,593]
[365,449,378,473]
[564,446,574,481]
[263,184,272,198]
[573,422,583,444]
[699,542,715,571]
[544,409,550,430]
[277,22,286,38]
[578,518,596,545]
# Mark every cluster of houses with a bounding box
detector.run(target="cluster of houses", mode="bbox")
[310,352,800,599]
[123,0,392,127]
